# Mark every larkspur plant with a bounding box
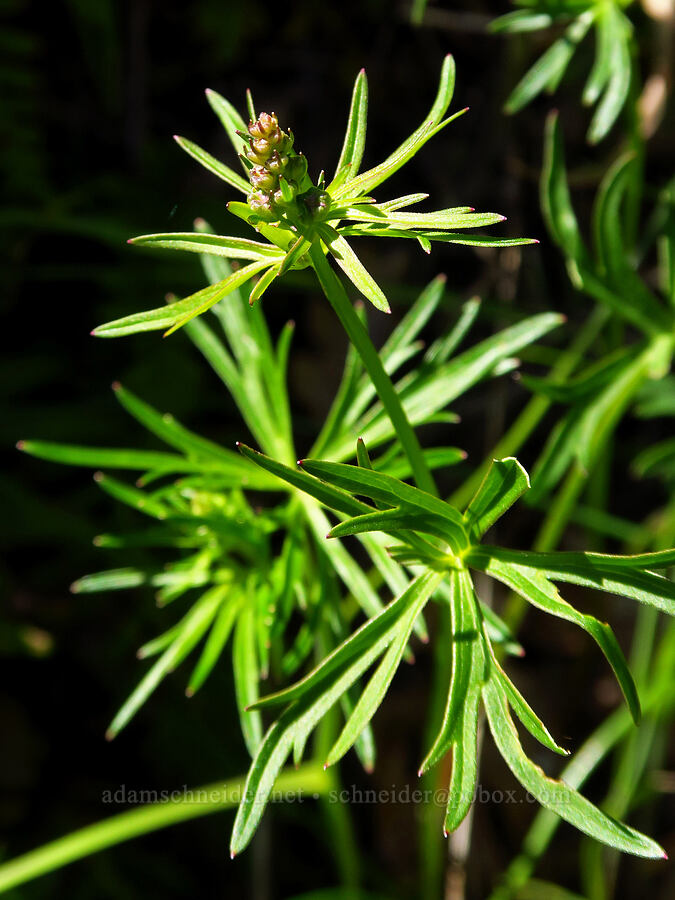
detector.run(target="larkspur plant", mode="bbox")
[8,52,675,896]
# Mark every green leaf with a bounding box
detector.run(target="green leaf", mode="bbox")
[230,572,440,855]
[92,260,271,338]
[340,225,538,249]
[425,296,481,364]
[586,8,632,145]
[504,11,594,114]
[591,155,668,330]
[490,10,553,34]
[17,440,199,473]
[324,570,444,766]
[319,227,390,313]
[420,570,483,833]
[332,68,368,182]
[111,384,271,486]
[236,443,368,517]
[375,446,466,480]
[106,585,226,739]
[335,55,457,199]
[328,508,449,543]
[298,458,468,549]
[493,664,568,756]
[582,3,613,106]
[479,546,675,614]
[186,592,243,696]
[380,275,445,364]
[205,88,250,166]
[482,677,664,858]
[248,263,281,306]
[541,112,587,265]
[71,568,148,593]
[129,231,282,261]
[93,473,169,520]
[377,192,429,212]
[464,457,530,539]
[340,207,507,231]
[468,550,641,724]
[250,571,438,712]
[233,602,263,757]
[419,570,483,775]
[173,137,251,194]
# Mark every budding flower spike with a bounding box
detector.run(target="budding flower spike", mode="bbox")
[93,56,537,338]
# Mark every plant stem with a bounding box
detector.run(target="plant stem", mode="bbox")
[0,764,329,895]
[309,241,437,495]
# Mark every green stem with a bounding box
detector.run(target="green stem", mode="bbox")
[315,622,362,890]
[309,241,437,495]
[0,764,329,895]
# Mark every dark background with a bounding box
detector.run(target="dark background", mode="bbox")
[2,1,674,897]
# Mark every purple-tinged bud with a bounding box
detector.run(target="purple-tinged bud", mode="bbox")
[248,111,279,140]
[250,165,277,191]
[251,137,272,157]
[248,190,276,219]
[300,188,331,219]
[266,151,289,174]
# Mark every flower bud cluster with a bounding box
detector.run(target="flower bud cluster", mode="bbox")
[245,112,308,221]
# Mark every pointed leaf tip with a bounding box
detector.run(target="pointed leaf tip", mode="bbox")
[111,380,121,392]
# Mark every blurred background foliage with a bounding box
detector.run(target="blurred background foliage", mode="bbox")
[3,0,674,897]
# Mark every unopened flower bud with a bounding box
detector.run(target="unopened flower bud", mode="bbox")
[245,145,268,165]
[248,112,279,139]
[301,188,331,219]
[248,190,276,221]
[266,151,289,174]
[251,137,272,158]
[250,165,277,191]
[285,154,307,184]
